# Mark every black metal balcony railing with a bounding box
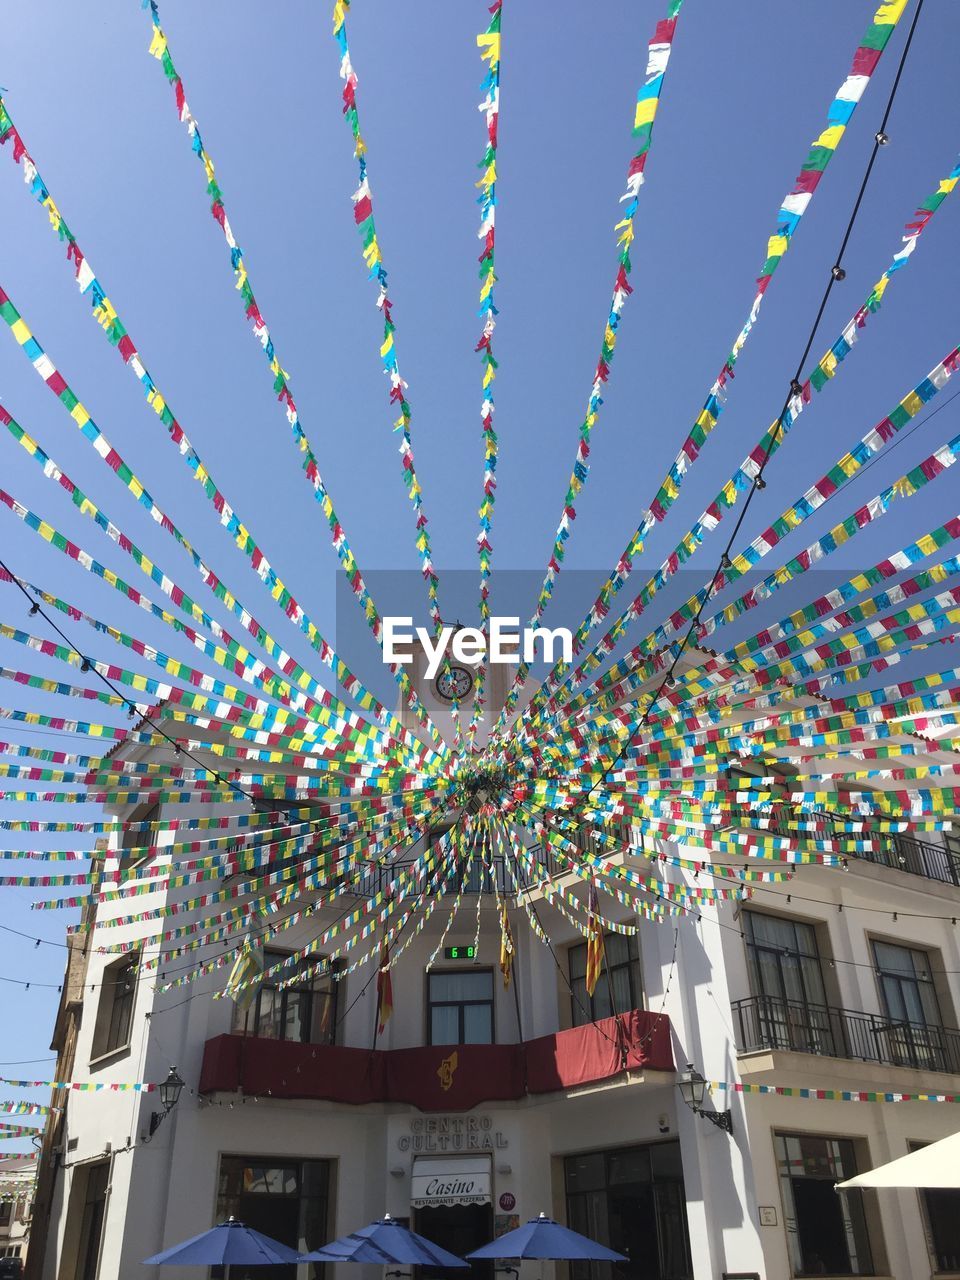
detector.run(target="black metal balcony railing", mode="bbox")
[853,834,960,888]
[329,829,960,902]
[772,808,960,888]
[733,994,960,1075]
[356,847,561,898]
[773,811,960,888]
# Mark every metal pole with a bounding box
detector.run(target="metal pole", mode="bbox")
[511,925,524,1041]
[372,981,382,1052]
[599,919,627,1069]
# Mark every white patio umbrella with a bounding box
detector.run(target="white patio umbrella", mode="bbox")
[837,1130,960,1189]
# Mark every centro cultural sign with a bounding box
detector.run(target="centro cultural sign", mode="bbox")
[398,1115,508,1153]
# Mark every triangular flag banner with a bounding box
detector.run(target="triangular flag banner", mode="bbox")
[224,913,264,1013]
[585,881,606,999]
[376,932,394,1037]
[499,900,514,991]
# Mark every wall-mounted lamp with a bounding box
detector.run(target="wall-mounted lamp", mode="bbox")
[389,1167,406,1178]
[677,1063,732,1134]
[496,1163,512,1175]
[142,1065,185,1142]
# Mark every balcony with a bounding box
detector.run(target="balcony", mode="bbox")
[853,834,960,888]
[199,1008,674,1110]
[364,835,960,897]
[359,847,561,897]
[733,994,960,1075]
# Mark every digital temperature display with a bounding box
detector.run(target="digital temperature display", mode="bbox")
[444,945,476,960]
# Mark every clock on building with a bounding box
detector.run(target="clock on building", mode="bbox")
[434,663,474,702]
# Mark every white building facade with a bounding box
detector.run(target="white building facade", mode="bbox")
[27,668,960,1280]
[0,1157,34,1272]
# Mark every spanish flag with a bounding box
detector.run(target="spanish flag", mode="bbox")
[376,933,393,1036]
[224,914,264,1012]
[585,881,606,999]
[499,900,515,990]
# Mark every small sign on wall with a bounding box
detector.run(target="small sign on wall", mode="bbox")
[498,1192,516,1212]
[758,1205,778,1227]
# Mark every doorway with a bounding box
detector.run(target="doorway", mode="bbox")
[564,1141,692,1280]
[70,1161,109,1280]
[415,1203,493,1280]
[215,1156,332,1279]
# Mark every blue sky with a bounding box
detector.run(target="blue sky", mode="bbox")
[1,1,959,1137]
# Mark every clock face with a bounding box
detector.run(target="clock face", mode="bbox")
[435,664,474,702]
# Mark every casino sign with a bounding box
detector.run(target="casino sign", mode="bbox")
[411,1157,492,1208]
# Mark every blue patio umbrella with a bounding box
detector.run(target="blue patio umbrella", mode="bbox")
[300,1213,469,1266]
[143,1216,301,1277]
[467,1213,627,1261]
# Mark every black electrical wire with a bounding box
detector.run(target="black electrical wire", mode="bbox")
[585,0,926,803]
[0,553,321,820]
[0,562,462,999]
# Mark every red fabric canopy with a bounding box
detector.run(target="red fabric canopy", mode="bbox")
[199,1009,673,1111]
[526,1008,671,1092]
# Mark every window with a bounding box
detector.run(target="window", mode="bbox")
[0,1202,10,1226]
[569,933,642,1026]
[232,951,339,1045]
[743,912,834,1055]
[217,1156,331,1278]
[873,940,948,1070]
[874,941,941,1026]
[120,800,160,870]
[427,969,494,1044]
[914,1142,960,1272]
[564,1141,692,1280]
[72,1161,109,1280]
[775,1133,875,1276]
[90,952,137,1061]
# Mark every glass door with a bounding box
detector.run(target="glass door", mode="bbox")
[744,912,833,1055]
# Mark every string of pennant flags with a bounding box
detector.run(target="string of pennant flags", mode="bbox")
[528,0,685,630]
[710,1081,960,1106]
[0,1078,152,1092]
[0,1102,54,1117]
[499,150,960,753]
[328,0,443,640]
[460,0,505,750]
[143,0,449,752]
[0,141,443,757]
[491,0,913,739]
[0,0,956,1142]
[491,0,687,735]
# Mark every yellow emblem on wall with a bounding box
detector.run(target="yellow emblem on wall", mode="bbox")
[437,1050,459,1092]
